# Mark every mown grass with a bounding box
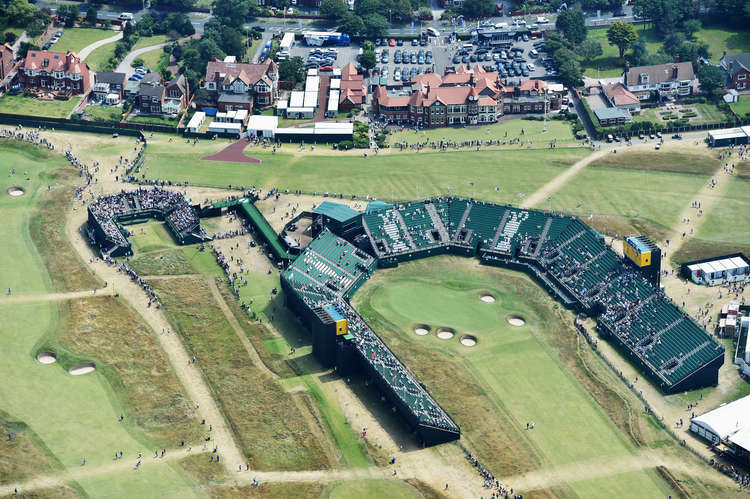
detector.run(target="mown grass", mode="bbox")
[143,141,588,202]
[54,28,116,54]
[0,409,65,485]
[0,94,78,119]
[210,482,326,498]
[151,275,331,471]
[83,105,123,123]
[352,257,673,496]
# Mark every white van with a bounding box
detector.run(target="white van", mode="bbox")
[118,12,134,21]
[529,48,539,57]
[426,27,439,37]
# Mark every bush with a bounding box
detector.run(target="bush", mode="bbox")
[339,140,354,150]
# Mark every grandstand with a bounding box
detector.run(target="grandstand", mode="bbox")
[87,188,209,257]
[279,196,725,444]
[356,197,724,393]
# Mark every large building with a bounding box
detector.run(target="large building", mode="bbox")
[203,59,279,112]
[137,75,189,116]
[19,50,91,96]
[691,394,750,464]
[0,43,14,82]
[338,62,365,112]
[372,66,561,127]
[623,58,695,101]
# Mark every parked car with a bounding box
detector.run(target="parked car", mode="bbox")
[672,133,683,139]
[411,39,418,46]
[319,65,333,71]
[397,39,404,46]
[388,38,396,46]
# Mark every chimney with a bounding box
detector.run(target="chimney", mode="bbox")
[625,61,630,74]
[675,55,679,64]
[730,61,734,72]
[672,64,678,79]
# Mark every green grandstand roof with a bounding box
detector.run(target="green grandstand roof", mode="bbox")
[366,200,393,213]
[314,201,360,223]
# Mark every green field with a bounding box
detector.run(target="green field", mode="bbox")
[387,118,577,146]
[142,138,588,201]
[694,178,750,247]
[540,151,715,237]
[86,34,168,72]
[129,115,180,126]
[0,142,199,495]
[83,104,123,123]
[730,97,750,118]
[0,94,78,119]
[352,257,675,497]
[54,28,116,54]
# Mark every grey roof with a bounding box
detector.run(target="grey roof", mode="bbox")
[625,61,695,86]
[217,93,252,103]
[167,74,187,94]
[139,83,164,98]
[720,53,750,78]
[95,71,126,86]
[594,107,632,121]
[141,72,161,85]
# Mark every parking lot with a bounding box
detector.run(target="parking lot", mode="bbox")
[282,30,554,86]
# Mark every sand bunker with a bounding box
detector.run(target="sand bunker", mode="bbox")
[460,334,477,347]
[68,362,96,375]
[7,186,24,197]
[414,324,430,336]
[36,351,57,364]
[479,294,496,303]
[507,316,526,327]
[436,327,455,340]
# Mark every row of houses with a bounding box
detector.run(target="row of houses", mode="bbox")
[372,65,563,127]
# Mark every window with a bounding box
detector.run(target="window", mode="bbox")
[738,82,746,90]
[738,73,747,81]
[638,73,648,84]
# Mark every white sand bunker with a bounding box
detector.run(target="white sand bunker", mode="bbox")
[436,327,455,340]
[460,334,477,347]
[480,294,496,303]
[507,316,526,327]
[36,351,57,364]
[7,186,24,197]
[69,362,96,375]
[414,324,430,336]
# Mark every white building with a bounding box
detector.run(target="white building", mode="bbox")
[691,395,750,453]
[246,115,278,139]
[186,111,205,133]
[686,256,749,286]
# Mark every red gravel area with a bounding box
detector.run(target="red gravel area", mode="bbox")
[201,140,261,163]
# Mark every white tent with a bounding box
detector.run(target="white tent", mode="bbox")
[690,394,750,444]
[246,115,278,138]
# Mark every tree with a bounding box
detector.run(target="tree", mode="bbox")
[17,41,38,58]
[683,19,701,39]
[393,0,413,21]
[7,0,37,27]
[358,48,376,70]
[85,7,98,25]
[607,21,638,58]
[57,4,79,27]
[460,0,495,18]
[212,0,252,29]
[279,56,305,83]
[138,13,155,36]
[577,39,602,64]
[633,0,692,35]
[362,13,389,39]
[321,0,347,20]
[696,64,725,95]
[555,9,587,46]
[630,38,649,65]
[338,13,365,36]
[558,57,583,87]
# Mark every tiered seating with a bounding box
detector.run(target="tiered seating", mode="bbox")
[432,198,471,240]
[363,209,411,253]
[398,202,440,249]
[461,202,506,245]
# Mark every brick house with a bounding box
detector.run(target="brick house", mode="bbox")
[93,71,127,103]
[0,43,14,81]
[500,79,562,114]
[338,62,365,112]
[720,53,750,91]
[203,59,278,112]
[623,58,695,100]
[137,74,189,115]
[20,50,91,96]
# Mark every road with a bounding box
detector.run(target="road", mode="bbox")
[79,31,123,60]
[116,40,169,75]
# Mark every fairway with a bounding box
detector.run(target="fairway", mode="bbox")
[143,140,588,201]
[352,257,674,497]
[0,143,198,495]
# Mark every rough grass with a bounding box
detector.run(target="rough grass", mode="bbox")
[670,238,750,268]
[0,409,64,485]
[29,167,99,292]
[151,276,331,471]
[47,296,203,448]
[177,453,227,483]
[589,151,720,177]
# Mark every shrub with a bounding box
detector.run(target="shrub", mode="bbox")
[339,140,354,150]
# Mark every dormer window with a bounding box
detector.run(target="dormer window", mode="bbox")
[639,73,649,84]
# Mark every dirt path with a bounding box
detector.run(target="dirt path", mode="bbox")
[64,209,245,473]
[521,148,606,209]
[206,277,279,380]
[660,163,734,269]
[0,288,113,304]
[0,446,209,496]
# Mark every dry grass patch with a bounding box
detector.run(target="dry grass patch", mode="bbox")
[50,296,202,447]
[29,166,99,292]
[591,151,720,176]
[177,453,227,483]
[671,238,750,268]
[0,410,64,486]
[127,249,196,276]
[152,276,331,471]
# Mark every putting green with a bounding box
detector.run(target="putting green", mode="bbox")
[353,257,673,497]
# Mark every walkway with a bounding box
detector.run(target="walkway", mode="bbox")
[116,41,168,75]
[0,288,114,305]
[79,32,123,61]
[520,149,606,209]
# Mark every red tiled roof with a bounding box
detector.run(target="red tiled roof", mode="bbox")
[23,50,88,75]
[603,82,639,107]
[205,59,275,85]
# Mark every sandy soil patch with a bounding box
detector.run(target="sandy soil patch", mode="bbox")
[436,327,454,340]
[7,186,24,197]
[36,351,57,364]
[414,324,430,336]
[460,334,477,347]
[479,294,495,303]
[68,362,95,375]
[507,316,526,327]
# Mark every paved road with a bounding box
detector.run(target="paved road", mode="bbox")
[116,41,169,75]
[79,31,123,60]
